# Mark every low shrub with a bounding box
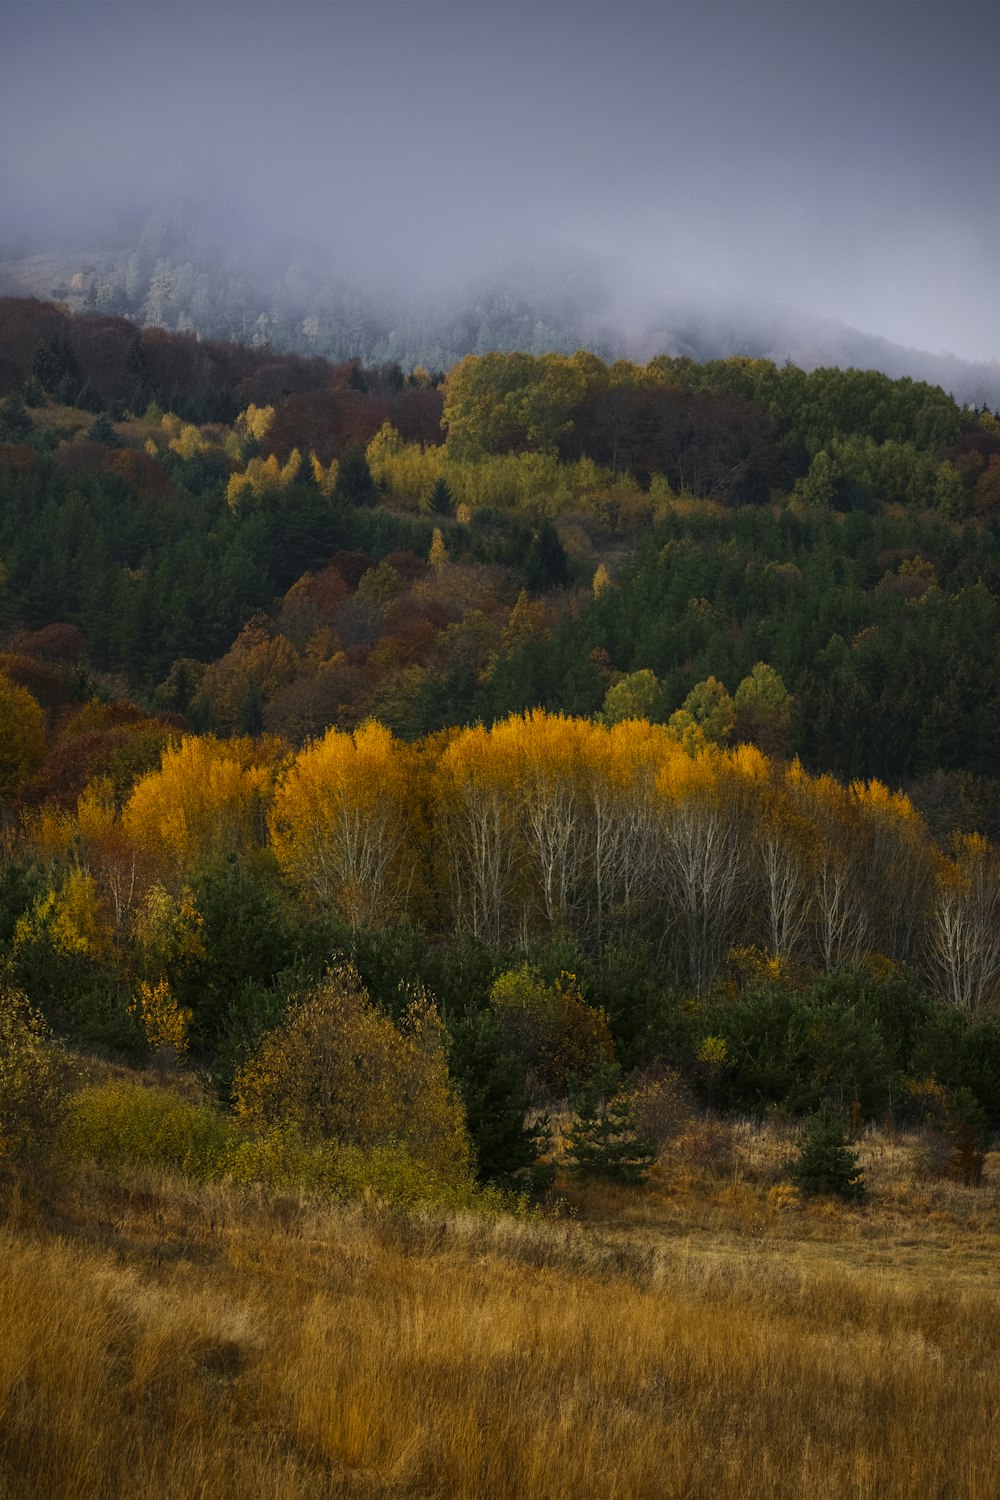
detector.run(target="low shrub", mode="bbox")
[59,1081,235,1181]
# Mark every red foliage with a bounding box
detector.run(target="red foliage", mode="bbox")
[18,623,86,662]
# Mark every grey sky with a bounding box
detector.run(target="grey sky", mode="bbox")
[3,1,999,361]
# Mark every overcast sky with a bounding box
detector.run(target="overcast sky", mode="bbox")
[3,1,999,361]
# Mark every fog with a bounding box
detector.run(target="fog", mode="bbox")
[3,0,1000,365]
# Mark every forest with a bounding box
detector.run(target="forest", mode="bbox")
[2,294,999,1189]
[4,293,1000,1499]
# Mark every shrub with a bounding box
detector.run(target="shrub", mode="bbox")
[59,1081,234,1180]
[0,979,61,1169]
[233,964,473,1189]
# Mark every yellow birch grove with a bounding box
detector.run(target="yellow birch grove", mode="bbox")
[10,706,996,1013]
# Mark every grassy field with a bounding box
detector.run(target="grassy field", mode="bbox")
[2,1113,999,1500]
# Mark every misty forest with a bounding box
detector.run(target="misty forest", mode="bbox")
[4,3,1000,1498]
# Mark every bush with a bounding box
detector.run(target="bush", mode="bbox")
[232,964,473,1189]
[0,980,61,1170]
[59,1081,235,1180]
[787,1101,865,1200]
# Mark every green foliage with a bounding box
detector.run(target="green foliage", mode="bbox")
[694,976,892,1117]
[601,668,665,726]
[565,1057,657,1185]
[0,393,33,443]
[489,966,614,1100]
[334,444,377,507]
[787,1100,865,1199]
[449,1010,552,1189]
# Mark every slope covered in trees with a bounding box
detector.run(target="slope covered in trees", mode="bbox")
[2,302,1000,1197]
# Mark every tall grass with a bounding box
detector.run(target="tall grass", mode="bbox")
[2,1150,999,1499]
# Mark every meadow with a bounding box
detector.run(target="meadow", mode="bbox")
[2,1111,998,1500]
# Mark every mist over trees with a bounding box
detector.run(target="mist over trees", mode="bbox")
[3,211,1000,408]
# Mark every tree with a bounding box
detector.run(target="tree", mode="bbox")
[448,1010,551,1189]
[0,393,33,443]
[565,1057,657,1185]
[788,1100,865,1199]
[601,668,663,726]
[681,676,735,745]
[428,477,454,517]
[233,966,472,1186]
[334,443,377,507]
[0,980,60,1169]
[733,662,793,758]
[0,675,45,802]
[269,721,417,929]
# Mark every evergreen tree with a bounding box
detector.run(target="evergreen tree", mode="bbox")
[429,476,454,517]
[449,1011,552,1189]
[334,444,377,508]
[788,1100,865,1199]
[87,413,120,448]
[0,393,33,443]
[566,1058,657,1185]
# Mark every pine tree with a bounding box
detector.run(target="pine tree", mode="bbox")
[334,444,377,508]
[449,1011,552,1190]
[566,1058,657,1185]
[429,477,454,517]
[788,1100,865,1199]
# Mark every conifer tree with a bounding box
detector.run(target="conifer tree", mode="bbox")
[788,1100,865,1199]
[566,1058,657,1185]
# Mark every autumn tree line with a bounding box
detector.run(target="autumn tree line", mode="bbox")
[4,696,1000,1160]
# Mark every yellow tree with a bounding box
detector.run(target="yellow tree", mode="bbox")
[850,778,935,963]
[435,722,524,943]
[269,721,416,929]
[0,674,45,802]
[581,718,669,945]
[786,764,871,972]
[233,966,471,1186]
[122,736,275,886]
[925,834,1000,1016]
[656,746,757,991]
[502,711,594,935]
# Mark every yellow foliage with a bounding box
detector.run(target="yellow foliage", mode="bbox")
[233,966,472,1186]
[0,674,45,799]
[167,423,206,460]
[0,981,58,1165]
[132,884,206,975]
[235,404,275,445]
[16,868,115,964]
[128,978,193,1063]
[269,721,417,928]
[429,527,449,571]
[122,735,274,883]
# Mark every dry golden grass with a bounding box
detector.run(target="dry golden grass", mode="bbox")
[2,1124,999,1499]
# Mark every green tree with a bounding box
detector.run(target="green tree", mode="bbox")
[0,393,33,443]
[601,668,664,725]
[788,1100,865,1199]
[565,1058,657,1185]
[428,477,454,517]
[334,444,377,507]
[733,662,793,757]
[449,1011,551,1189]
